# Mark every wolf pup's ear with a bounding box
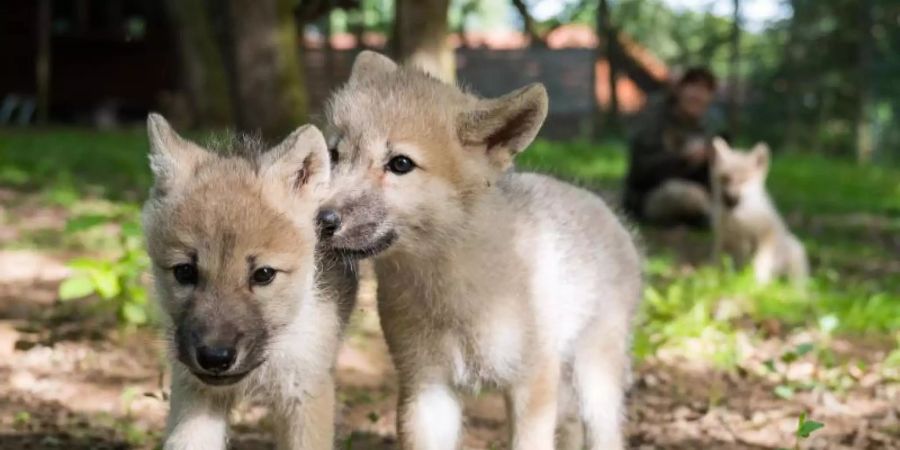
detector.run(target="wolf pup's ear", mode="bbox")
[147,113,207,197]
[458,83,548,171]
[261,124,330,200]
[349,51,398,85]
[751,142,770,169]
[711,136,731,164]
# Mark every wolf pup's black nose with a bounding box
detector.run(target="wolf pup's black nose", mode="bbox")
[196,345,237,373]
[317,209,342,237]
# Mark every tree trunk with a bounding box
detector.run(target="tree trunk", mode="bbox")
[511,0,544,46]
[229,0,307,140]
[856,0,874,163]
[598,0,619,131]
[392,0,454,82]
[164,0,234,127]
[728,0,741,136]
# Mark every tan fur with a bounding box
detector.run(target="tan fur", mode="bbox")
[323,51,642,450]
[142,114,357,450]
[711,137,809,286]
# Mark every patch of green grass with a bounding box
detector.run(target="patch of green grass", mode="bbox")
[0,127,151,204]
[3,130,899,356]
[517,139,626,190]
[770,153,900,217]
[634,256,900,363]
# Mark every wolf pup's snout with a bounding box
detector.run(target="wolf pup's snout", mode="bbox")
[316,208,342,237]
[195,344,237,373]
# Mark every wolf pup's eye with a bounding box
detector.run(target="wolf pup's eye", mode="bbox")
[251,267,277,286]
[387,155,416,175]
[328,147,339,165]
[173,263,198,285]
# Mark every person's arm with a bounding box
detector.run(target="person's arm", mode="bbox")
[627,131,694,190]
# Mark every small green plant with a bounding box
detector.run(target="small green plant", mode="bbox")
[764,342,817,399]
[57,209,152,326]
[778,412,824,450]
[13,411,31,427]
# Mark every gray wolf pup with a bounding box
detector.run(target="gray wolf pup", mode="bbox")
[711,137,809,286]
[319,51,642,450]
[142,114,357,450]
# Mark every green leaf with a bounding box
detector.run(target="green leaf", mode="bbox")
[797,417,824,438]
[58,275,95,300]
[65,214,110,233]
[91,270,121,299]
[781,350,799,364]
[774,385,795,399]
[121,221,143,238]
[14,411,31,425]
[121,303,148,325]
[794,342,815,357]
[126,285,148,305]
[67,257,106,272]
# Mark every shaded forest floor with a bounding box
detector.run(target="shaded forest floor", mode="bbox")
[1,129,898,449]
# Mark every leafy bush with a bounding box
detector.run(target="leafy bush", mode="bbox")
[57,208,152,326]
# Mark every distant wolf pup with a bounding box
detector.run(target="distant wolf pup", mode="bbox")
[320,51,642,450]
[711,137,809,286]
[142,114,357,450]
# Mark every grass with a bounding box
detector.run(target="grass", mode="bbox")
[2,127,899,365]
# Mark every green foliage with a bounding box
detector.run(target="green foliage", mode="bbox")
[517,139,626,190]
[57,207,152,326]
[0,128,151,202]
[777,412,825,450]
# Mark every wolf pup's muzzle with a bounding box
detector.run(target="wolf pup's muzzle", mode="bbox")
[316,201,397,258]
[176,321,267,387]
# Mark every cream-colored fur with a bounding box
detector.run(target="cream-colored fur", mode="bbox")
[142,114,357,450]
[711,137,809,286]
[322,51,642,450]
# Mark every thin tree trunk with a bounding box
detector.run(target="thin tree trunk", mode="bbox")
[392,0,454,82]
[728,0,741,136]
[164,0,233,127]
[229,0,308,140]
[784,3,799,150]
[511,0,544,46]
[856,0,874,163]
[36,0,51,124]
[598,0,619,130]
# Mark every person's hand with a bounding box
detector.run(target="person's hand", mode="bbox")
[684,137,709,166]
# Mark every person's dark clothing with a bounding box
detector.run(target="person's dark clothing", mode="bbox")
[623,93,714,220]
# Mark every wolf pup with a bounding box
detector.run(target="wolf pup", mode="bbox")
[711,137,808,286]
[319,51,642,450]
[142,114,357,450]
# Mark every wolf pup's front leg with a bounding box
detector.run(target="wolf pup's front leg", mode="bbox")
[398,381,463,450]
[272,377,337,450]
[164,372,231,450]
[505,356,560,450]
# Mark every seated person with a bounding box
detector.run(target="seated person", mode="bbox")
[623,67,723,226]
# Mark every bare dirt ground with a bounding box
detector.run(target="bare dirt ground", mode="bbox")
[0,196,898,449]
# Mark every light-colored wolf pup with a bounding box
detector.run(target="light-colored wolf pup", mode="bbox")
[142,114,357,450]
[318,51,642,450]
[711,137,809,286]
